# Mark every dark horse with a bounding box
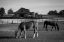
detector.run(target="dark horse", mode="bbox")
[43,21,59,31]
[15,21,38,39]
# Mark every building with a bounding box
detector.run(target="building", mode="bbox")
[14,7,30,17]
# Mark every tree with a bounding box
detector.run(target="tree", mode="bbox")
[0,7,5,17]
[35,12,38,18]
[59,10,64,15]
[8,8,14,14]
[29,12,35,18]
[48,10,58,15]
[38,14,43,18]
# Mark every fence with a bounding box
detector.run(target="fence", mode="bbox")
[0,19,45,24]
[0,18,64,24]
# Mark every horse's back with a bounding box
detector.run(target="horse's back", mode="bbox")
[30,21,38,27]
[44,21,49,24]
[18,21,38,30]
[44,21,56,26]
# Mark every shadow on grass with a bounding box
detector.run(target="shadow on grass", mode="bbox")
[0,36,15,39]
[0,36,34,39]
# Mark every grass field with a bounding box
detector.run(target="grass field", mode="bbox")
[0,22,64,42]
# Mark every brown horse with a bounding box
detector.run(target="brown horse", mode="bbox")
[43,21,59,31]
[15,21,38,39]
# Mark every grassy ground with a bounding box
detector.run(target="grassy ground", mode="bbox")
[0,22,64,42]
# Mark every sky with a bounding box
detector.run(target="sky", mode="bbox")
[0,0,64,15]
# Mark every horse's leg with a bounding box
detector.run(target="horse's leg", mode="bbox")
[43,23,45,28]
[57,25,59,31]
[33,28,36,38]
[46,25,48,31]
[36,27,38,38]
[33,27,38,38]
[35,27,38,37]
[19,30,22,38]
[24,29,26,39]
[51,26,53,31]
[57,27,59,31]
[57,28,59,31]
[24,25,26,39]
[55,26,56,31]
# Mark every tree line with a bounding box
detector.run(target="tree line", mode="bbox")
[48,10,64,15]
[0,7,43,18]
[0,7,64,18]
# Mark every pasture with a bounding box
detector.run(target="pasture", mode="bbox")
[0,22,64,42]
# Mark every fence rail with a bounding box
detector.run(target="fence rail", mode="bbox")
[0,18,64,24]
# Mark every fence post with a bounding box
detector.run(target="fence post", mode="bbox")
[21,19,22,23]
[12,20,13,24]
[17,19,18,23]
[25,19,26,22]
[42,19,43,22]
[7,19,8,24]
[2,19,3,24]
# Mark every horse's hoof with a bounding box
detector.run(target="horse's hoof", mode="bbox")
[19,37,21,39]
[46,30,48,31]
[37,36,38,38]
[25,37,26,39]
[37,34,38,37]
[58,29,59,31]
[15,37,18,39]
[33,36,35,38]
[19,36,21,38]
[33,37,35,38]
[51,30,52,31]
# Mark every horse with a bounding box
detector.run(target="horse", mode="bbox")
[43,21,59,31]
[15,21,38,39]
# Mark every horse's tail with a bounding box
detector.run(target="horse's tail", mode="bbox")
[56,23,59,31]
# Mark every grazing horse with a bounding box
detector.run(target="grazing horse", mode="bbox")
[15,21,38,39]
[43,21,59,31]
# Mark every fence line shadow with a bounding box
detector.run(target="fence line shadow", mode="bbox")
[0,36,34,39]
[0,36,15,39]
